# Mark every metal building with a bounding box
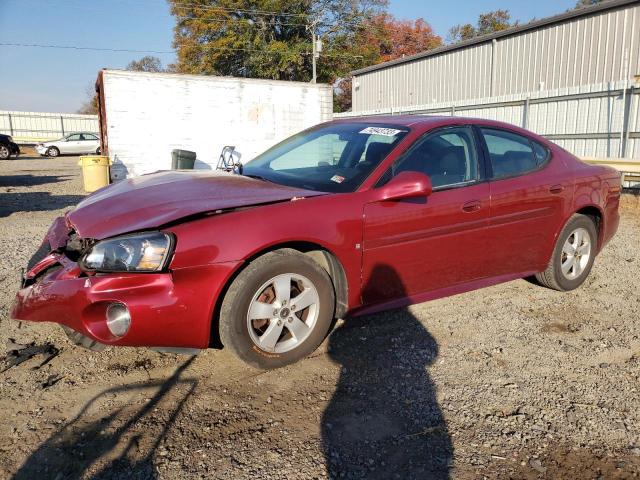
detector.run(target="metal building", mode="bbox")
[345,0,640,160]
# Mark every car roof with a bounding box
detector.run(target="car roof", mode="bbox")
[330,115,551,142]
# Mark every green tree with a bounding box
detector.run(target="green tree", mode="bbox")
[448,10,515,43]
[574,0,607,7]
[125,55,165,72]
[168,0,386,83]
[77,56,168,114]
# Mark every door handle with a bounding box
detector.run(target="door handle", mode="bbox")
[549,184,564,194]
[462,200,482,212]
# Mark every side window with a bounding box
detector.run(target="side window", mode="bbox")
[67,134,81,141]
[386,126,479,189]
[270,133,348,170]
[532,140,550,165]
[480,128,539,179]
[84,133,98,141]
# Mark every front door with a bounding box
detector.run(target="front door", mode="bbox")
[362,126,490,305]
[63,134,83,154]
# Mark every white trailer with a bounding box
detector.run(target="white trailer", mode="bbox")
[96,69,333,179]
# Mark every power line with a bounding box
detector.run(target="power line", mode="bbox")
[169,1,310,18]
[176,15,308,28]
[0,42,174,54]
[0,42,363,58]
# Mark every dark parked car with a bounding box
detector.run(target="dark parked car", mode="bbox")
[12,116,621,369]
[0,133,20,159]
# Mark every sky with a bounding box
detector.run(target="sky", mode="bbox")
[0,0,576,114]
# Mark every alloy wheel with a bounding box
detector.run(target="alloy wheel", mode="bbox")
[560,227,591,280]
[246,273,320,353]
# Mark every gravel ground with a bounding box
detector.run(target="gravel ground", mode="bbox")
[1,156,639,479]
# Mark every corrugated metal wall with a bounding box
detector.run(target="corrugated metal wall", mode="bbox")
[338,81,640,159]
[0,111,98,143]
[351,2,640,159]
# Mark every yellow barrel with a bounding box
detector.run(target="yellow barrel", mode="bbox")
[78,156,111,192]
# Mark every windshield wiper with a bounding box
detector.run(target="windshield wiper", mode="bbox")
[243,173,272,183]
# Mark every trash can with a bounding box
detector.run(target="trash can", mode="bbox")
[78,155,111,192]
[171,149,197,170]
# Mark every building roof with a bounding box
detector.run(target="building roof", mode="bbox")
[351,0,640,76]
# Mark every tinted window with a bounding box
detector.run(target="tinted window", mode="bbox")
[67,134,81,141]
[481,128,539,179]
[532,140,550,165]
[385,126,479,189]
[81,133,98,141]
[243,123,408,193]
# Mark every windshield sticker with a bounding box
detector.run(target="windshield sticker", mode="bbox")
[330,175,345,184]
[359,127,403,136]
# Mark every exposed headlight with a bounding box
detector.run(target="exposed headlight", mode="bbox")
[80,232,174,272]
[8,136,13,142]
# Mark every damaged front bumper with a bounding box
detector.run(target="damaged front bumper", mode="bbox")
[11,216,241,350]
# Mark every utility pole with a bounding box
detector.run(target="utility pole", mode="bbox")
[309,19,321,83]
[312,28,317,83]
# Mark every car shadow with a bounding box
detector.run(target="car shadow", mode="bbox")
[0,175,74,188]
[0,192,85,217]
[322,264,453,479]
[12,357,197,480]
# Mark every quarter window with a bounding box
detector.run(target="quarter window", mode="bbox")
[385,126,479,189]
[480,128,546,179]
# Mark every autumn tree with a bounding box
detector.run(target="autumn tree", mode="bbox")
[448,10,515,43]
[334,14,442,111]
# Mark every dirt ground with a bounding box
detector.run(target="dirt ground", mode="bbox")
[1,156,639,479]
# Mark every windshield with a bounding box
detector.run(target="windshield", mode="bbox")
[242,122,409,193]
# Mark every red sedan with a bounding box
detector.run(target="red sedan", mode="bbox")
[12,116,621,369]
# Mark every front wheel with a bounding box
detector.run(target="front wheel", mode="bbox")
[47,146,60,158]
[220,249,335,369]
[535,214,598,291]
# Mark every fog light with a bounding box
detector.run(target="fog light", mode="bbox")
[106,303,131,337]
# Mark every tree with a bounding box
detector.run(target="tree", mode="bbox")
[574,0,606,7]
[77,56,167,114]
[77,83,99,115]
[334,13,442,111]
[125,55,165,72]
[168,0,386,83]
[448,10,514,43]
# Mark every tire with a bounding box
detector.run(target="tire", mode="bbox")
[535,214,598,291]
[0,144,9,160]
[220,248,335,369]
[47,146,60,158]
[95,147,101,155]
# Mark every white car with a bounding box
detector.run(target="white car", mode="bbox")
[35,132,101,157]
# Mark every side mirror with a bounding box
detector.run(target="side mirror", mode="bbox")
[377,171,432,201]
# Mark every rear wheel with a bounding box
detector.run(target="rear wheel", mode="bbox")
[535,214,597,291]
[220,249,335,369]
[0,144,9,160]
[47,146,60,158]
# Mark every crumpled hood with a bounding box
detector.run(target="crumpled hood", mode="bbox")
[67,170,324,239]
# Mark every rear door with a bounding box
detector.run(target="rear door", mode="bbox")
[362,126,491,304]
[62,134,83,154]
[479,127,573,276]
[79,133,99,154]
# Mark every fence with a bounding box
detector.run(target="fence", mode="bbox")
[0,110,99,144]
[336,80,640,162]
